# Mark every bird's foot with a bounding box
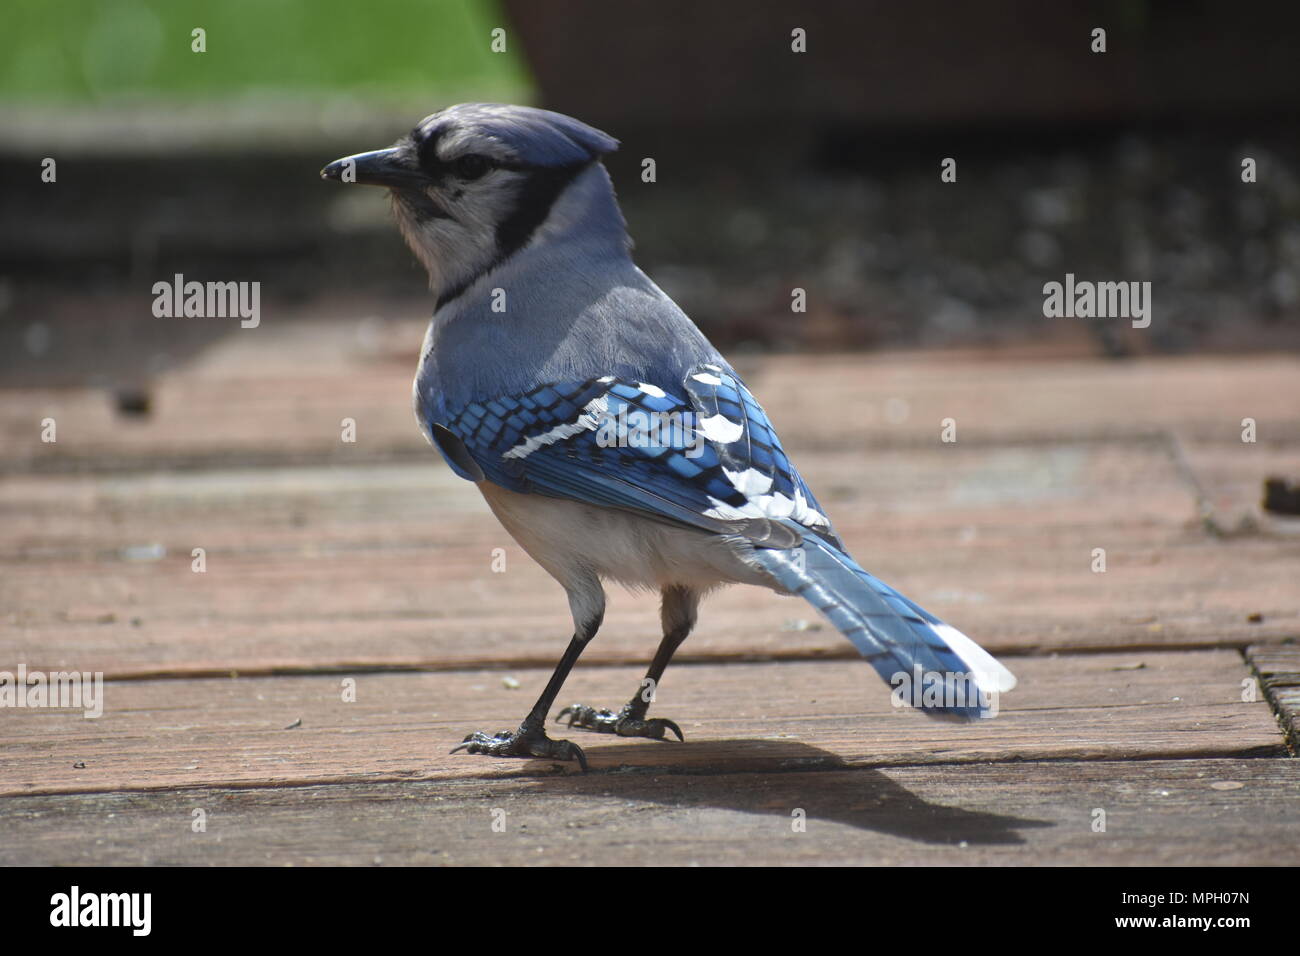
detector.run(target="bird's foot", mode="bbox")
[450,726,588,771]
[556,703,684,741]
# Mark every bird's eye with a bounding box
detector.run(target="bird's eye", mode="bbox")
[454,154,491,180]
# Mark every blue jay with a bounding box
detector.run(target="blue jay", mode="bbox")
[322,104,1015,770]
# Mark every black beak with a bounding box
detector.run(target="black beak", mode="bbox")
[320,147,425,188]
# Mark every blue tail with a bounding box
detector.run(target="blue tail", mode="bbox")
[753,530,1016,720]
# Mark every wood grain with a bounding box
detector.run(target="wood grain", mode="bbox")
[1247,644,1300,750]
[3,758,1295,866]
[0,651,1281,797]
[4,444,1296,674]
[3,339,1296,866]
[4,342,1298,471]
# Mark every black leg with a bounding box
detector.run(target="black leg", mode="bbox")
[452,594,603,771]
[558,585,698,741]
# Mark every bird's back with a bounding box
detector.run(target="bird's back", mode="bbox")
[414,166,727,434]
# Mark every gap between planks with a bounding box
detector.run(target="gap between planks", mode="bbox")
[20,639,1285,684]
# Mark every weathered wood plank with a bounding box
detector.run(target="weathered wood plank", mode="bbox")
[2,758,1296,866]
[4,443,1295,674]
[1246,643,1300,751]
[1180,439,1300,535]
[0,651,1281,796]
[4,348,1298,472]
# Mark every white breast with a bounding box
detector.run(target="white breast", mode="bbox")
[477,482,777,594]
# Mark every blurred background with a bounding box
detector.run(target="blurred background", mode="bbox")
[3,0,1299,397]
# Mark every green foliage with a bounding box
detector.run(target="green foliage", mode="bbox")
[0,0,530,102]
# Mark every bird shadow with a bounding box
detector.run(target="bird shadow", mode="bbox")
[524,738,1051,847]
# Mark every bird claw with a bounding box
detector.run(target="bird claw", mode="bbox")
[557,703,684,742]
[450,728,588,771]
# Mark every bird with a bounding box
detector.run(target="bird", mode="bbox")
[321,103,1015,771]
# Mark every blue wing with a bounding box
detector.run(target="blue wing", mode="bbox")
[431,364,838,545]
[427,362,1017,719]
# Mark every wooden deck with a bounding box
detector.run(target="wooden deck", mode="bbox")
[2,320,1297,865]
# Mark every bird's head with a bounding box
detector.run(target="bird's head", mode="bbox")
[321,103,620,305]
